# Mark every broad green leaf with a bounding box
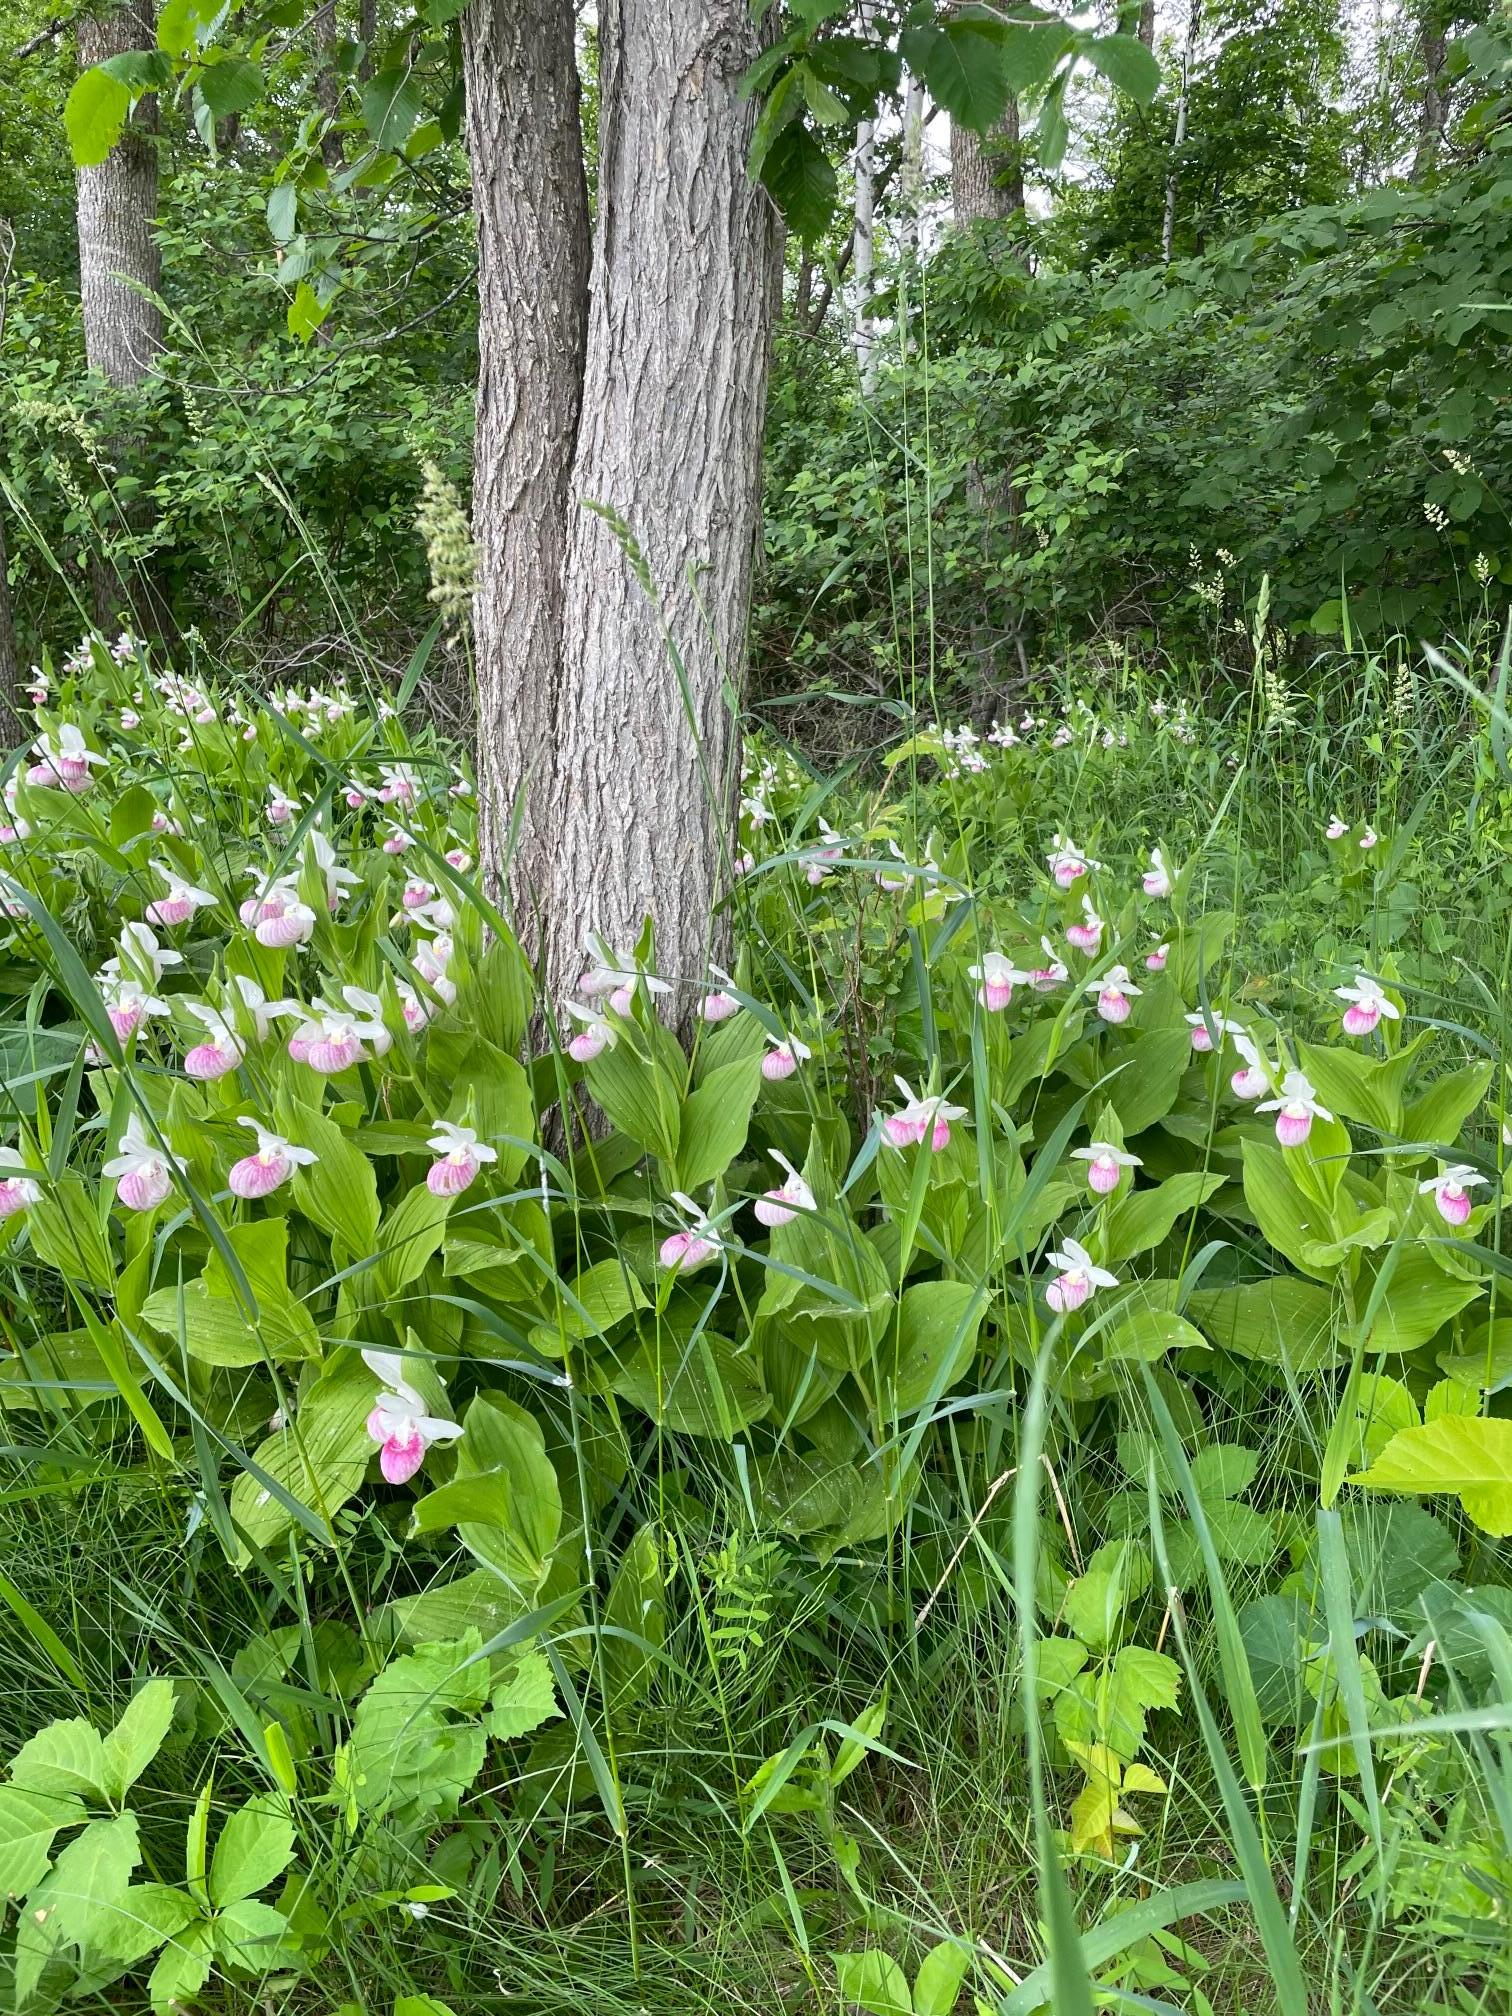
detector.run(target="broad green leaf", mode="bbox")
[1105,1170,1224,1262]
[1362,1246,1483,1352]
[1103,1306,1208,1362]
[833,1950,913,2016]
[347,1633,490,1819]
[12,1813,139,2008]
[674,1052,762,1190]
[142,1219,319,1365]
[913,1940,971,2016]
[372,1184,452,1300]
[899,20,1008,130]
[584,1036,682,1160]
[362,67,423,149]
[1083,32,1160,104]
[287,280,329,344]
[228,1349,377,1563]
[27,1174,114,1292]
[280,1096,380,1258]
[101,1680,175,1802]
[1351,1416,1512,1534]
[209,1794,294,1908]
[197,56,263,117]
[65,69,130,168]
[266,183,297,244]
[486,1648,560,1743]
[1404,1061,1495,1148]
[610,1322,770,1437]
[450,1393,562,1593]
[602,1523,665,1712]
[0,1784,87,1899]
[10,1717,108,1802]
[148,1920,214,2014]
[761,120,839,243]
[884,1278,982,1413]
[1186,1276,1340,1370]
[1240,1141,1338,1281]
[213,1896,288,1967]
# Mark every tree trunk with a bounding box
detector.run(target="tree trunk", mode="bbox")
[359,0,377,81]
[853,109,877,387]
[543,0,777,1007]
[1138,0,1156,49]
[950,97,1022,225]
[1413,24,1448,181]
[1161,0,1200,265]
[76,2,162,387]
[900,70,925,265]
[314,0,345,170]
[463,0,591,914]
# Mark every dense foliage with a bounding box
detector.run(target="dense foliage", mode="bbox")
[0,634,1510,2009]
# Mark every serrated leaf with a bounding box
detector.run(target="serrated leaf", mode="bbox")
[0,1785,87,1900]
[486,1649,559,1742]
[10,1717,108,1801]
[101,1680,175,1802]
[1353,1417,1512,1533]
[209,1794,294,1907]
[65,69,130,168]
[197,56,264,118]
[1082,32,1160,104]
[362,67,422,149]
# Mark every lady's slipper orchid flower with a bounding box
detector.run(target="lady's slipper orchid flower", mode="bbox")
[401,878,435,911]
[1030,937,1069,990]
[876,841,913,893]
[578,933,671,1013]
[112,920,183,989]
[1071,1141,1141,1195]
[120,708,140,731]
[1325,815,1349,841]
[101,978,168,1044]
[1335,972,1399,1039]
[1358,826,1378,850]
[103,1113,181,1212]
[378,763,420,806]
[229,1119,318,1199]
[341,986,395,1056]
[1145,941,1169,973]
[0,1172,41,1219]
[1047,834,1100,888]
[396,980,430,1033]
[1142,847,1172,899]
[804,819,847,886]
[266,785,301,826]
[182,1002,245,1080]
[659,1191,722,1271]
[1045,1236,1119,1313]
[413,933,458,1007]
[310,830,362,910]
[361,1348,463,1485]
[761,1032,812,1081]
[1088,964,1141,1024]
[754,1149,816,1228]
[969,952,1027,1012]
[29,725,107,792]
[409,895,456,934]
[444,848,472,873]
[146,860,217,927]
[699,963,742,1023]
[1418,1163,1488,1227]
[565,999,616,1060]
[1185,1010,1243,1054]
[449,765,472,799]
[382,824,415,855]
[228,973,292,1045]
[426,1121,497,1197]
[1257,1070,1332,1147]
[247,881,317,949]
[286,999,386,1074]
[344,778,368,809]
[1229,1030,1272,1100]
[1065,895,1103,953]
[883,1077,967,1151]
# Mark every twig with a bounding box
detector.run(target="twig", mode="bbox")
[15,16,66,59]
[915,1468,1016,1629]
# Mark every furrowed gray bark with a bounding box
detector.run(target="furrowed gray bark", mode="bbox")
[543,0,777,1012]
[76,1,162,387]
[463,0,590,921]
[950,98,1023,225]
